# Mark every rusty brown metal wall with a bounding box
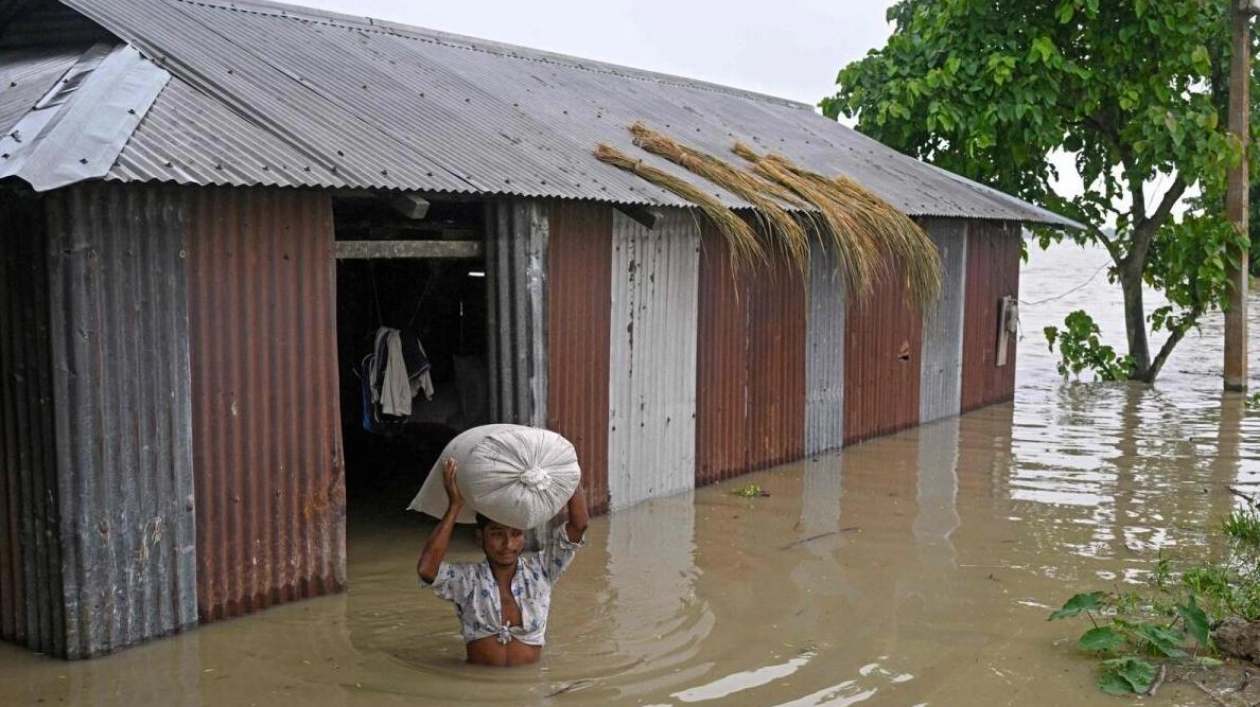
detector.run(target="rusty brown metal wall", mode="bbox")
[696,229,806,483]
[0,190,64,656]
[961,220,1021,413]
[546,201,611,516]
[696,228,749,484]
[186,187,346,622]
[844,268,924,445]
[746,249,807,469]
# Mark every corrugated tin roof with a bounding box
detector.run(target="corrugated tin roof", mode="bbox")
[0,0,1076,226]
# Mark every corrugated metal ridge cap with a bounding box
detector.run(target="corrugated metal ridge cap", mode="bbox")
[148,0,813,111]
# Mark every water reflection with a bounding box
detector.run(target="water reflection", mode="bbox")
[914,418,960,570]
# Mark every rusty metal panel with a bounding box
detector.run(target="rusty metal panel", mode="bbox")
[0,189,65,656]
[43,182,198,657]
[746,249,806,469]
[696,227,805,481]
[844,268,924,445]
[546,201,612,516]
[486,199,548,428]
[805,240,846,456]
[695,227,748,485]
[607,210,698,510]
[185,186,345,622]
[919,219,969,424]
[961,220,1021,413]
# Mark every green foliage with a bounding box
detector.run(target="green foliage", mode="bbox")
[1222,510,1260,547]
[1098,658,1157,695]
[1049,591,1210,694]
[1049,508,1260,694]
[826,0,1255,382]
[1044,310,1134,380]
[732,483,764,498]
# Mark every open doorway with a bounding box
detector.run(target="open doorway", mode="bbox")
[333,195,488,522]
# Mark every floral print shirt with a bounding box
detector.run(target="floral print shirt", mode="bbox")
[421,524,585,646]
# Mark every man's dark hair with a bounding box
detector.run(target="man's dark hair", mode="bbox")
[475,512,492,529]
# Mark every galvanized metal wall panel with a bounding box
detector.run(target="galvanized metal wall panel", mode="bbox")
[186,187,345,622]
[746,249,807,469]
[961,221,1021,413]
[919,219,969,424]
[0,190,64,656]
[546,201,612,516]
[695,227,748,484]
[844,268,924,445]
[486,199,548,428]
[607,210,699,510]
[43,182,198,657]
[805,240,846,456]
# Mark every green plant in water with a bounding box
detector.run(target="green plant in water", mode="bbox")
[1049,591,1212,695]
[1051,506,1260,694]
[1223,510,1260,547]
[1044,310,1135,381]
[732,483,764,498]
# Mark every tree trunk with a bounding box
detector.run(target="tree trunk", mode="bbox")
[1118,263,1153,382]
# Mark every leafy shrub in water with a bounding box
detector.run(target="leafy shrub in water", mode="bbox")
[1049,591,1212,695]
[1052,505,1260,694]
[1044,310,1135,381]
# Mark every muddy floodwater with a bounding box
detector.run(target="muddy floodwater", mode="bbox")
[3,243,1260,707]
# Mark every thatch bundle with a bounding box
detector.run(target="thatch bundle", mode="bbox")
[628,123,810,270]
[593,144,764,270]
[593,125,943,311]
[733,142,942,309]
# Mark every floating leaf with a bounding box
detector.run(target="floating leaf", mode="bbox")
[1101,657,1157,693]
[1077,627,1124,654]
[1049,591,1106,620]
[1098,671,1135,695]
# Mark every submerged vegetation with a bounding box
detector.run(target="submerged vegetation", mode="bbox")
[1051,499,1260,695]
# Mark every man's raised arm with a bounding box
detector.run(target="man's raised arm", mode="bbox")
[417,458,462,584]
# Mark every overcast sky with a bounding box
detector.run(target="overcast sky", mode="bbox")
[291,0,896,109]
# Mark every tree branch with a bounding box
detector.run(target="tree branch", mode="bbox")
[1146,176,1189,230]
[1129,176,1188,268]
[1149,305,1202,380]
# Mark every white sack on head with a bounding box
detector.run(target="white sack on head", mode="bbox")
[408,424,581,530]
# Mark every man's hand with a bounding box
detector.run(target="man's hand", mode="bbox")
[419,457,464,584]
[442,458,464,509]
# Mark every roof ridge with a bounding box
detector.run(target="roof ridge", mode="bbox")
[167,0,815,110]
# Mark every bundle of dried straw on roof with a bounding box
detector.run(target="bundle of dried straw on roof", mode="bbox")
[594,126,943,311]
[593,143,765,271]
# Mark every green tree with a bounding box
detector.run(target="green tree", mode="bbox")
[823,0,1251,382]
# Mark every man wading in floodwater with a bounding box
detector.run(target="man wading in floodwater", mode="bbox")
[417,458,589,666]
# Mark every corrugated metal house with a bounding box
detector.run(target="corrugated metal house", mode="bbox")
[0,0,1077,658]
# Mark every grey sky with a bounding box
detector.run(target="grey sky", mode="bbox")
[292,0,896,108]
